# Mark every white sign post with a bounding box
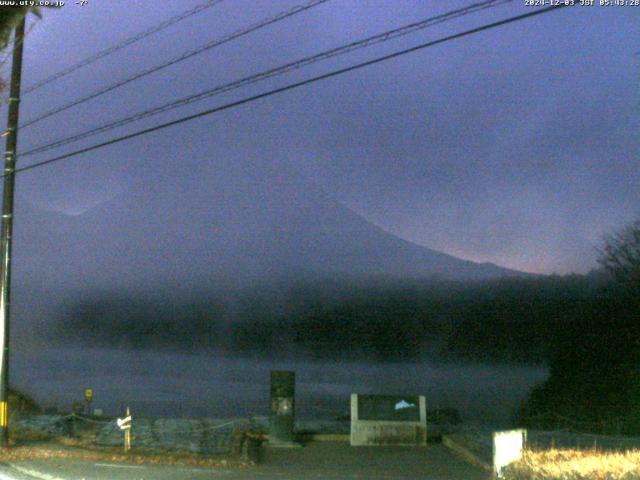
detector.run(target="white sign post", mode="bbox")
[493,429,527,478]
[117,407,132,452]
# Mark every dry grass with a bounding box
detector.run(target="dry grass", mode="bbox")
[504,448,640,480]
[0,443,253,469]
[0,429,252,469]
[8,428,52,442]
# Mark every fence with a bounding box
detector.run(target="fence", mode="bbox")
[523,411,636,436]
[527,429,640,453]
[10,412,252,454]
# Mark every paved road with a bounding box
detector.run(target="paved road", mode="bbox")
[0,443,489,479]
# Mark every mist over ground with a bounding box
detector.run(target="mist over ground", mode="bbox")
[11,345,547,426]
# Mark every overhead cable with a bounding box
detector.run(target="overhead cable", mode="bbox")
[12,4,573,177]
[22,0,226,94]
[20,0,330,128]
[21,0,511,157]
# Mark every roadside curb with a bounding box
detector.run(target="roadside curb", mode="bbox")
[441,435,492,473]
[299,433,349,442]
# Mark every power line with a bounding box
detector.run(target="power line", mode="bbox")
[11,4,572,178]
[22,0,225,95]
[20,0,331,129]
[20,0,511,158]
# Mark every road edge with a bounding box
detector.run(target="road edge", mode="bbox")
[441,435,492,473]
[4,463,62,480]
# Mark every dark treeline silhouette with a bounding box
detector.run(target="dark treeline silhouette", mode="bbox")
[518,220,640,435]
[55,272,605,363]
[230,274,606,362]
[58,294,224,350]
[517,289,640,434]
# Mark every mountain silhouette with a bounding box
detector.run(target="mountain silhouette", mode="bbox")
[13,159,519,295]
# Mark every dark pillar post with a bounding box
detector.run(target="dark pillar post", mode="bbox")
[269,370,299,447]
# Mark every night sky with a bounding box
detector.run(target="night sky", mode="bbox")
[6,0,640,285]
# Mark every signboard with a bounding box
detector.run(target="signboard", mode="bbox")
[117,415,132,430]
[357,394,421,422]
[493,429,527,478]
[350,394,426,446]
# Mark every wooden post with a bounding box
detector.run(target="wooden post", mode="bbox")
[124,406,131,452]
[0,16,26,448]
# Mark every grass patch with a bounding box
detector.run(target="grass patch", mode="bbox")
[504,448,640,480]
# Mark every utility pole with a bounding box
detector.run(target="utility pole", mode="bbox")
[0,17,26,447]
